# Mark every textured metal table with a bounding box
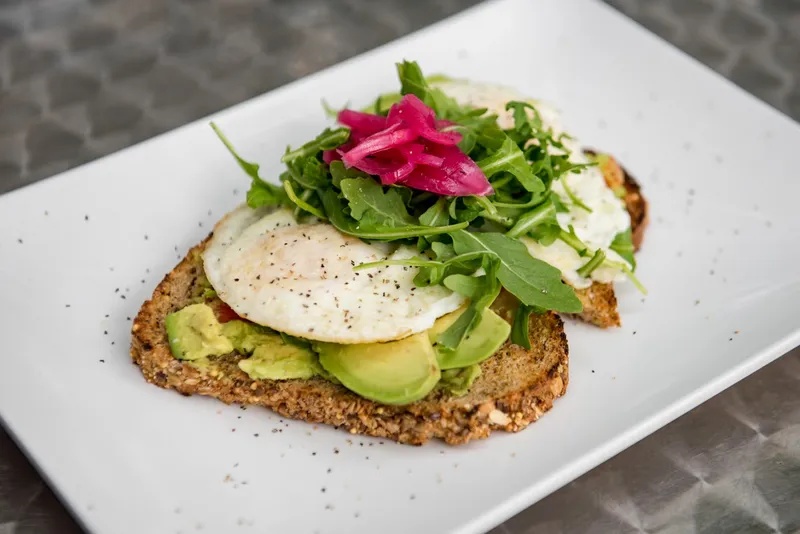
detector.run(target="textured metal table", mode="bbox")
[1,0,799,533]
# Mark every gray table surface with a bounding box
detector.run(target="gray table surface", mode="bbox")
[1,0,799,533]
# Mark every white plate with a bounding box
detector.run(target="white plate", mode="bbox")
[2,0,800,532]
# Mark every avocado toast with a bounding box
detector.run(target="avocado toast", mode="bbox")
[131,61,647,445]
[132,247,568,445]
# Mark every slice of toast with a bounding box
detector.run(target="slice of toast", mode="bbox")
[131,243,569,445]
[572,153,649,328]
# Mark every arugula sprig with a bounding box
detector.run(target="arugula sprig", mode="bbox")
[212,59,644,353]
[211,122,287,208]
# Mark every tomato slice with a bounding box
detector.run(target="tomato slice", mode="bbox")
[216,302,242,323]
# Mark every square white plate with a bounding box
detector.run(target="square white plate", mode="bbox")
[2,0,800,532]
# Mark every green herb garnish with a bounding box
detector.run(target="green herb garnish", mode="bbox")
[213,60,647,354]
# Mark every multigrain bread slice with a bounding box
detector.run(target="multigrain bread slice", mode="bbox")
[131,242,569,446]
[572,153,649,328]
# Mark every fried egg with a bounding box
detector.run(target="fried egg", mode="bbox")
[203,205,466,344]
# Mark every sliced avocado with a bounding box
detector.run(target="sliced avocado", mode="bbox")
[429,307,511,370]
[238,342,322,380]
[165,303,234,361]
[439,365,482,397]
[316,333,440,406]
[219,320,322,380]
[221,320,276,353]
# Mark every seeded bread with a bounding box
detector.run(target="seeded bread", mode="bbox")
[572,153,649,328]
[131,243,569,445]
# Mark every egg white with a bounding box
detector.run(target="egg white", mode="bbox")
[203,205,466,344]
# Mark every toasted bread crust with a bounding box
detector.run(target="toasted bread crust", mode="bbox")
[131,241,569,445]
[572,152,649,328]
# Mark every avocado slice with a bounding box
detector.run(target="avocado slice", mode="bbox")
[221,320,276,353]
[238,343,322,380]
[165,303,234,361]
[429,307,511,370]
[220,320,322,380]
[439,365,482,397]
[316,333,441,405]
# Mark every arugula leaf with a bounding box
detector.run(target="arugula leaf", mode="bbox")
[420,197,450,227]
[444,111,500,155]
[286,157,329,190]
[476,137,544,193]
[413,239,453,287]
[431,241,456,261]
[552,194,570,213]
[281,128,350,163]
[396,60,429,101]
[506,101,540,141]
[437,257,501,350]
[211,122,287,208]
[428,88,461,118]
[413,264,445,287]
[321,99,348,119]
[395,60,460,118]
[394,186,414,208]
[609,228,636,270]
[339,178,416,227]
[329,161,367,189]
[474,122,507,152]
[511,303,535,349]
[450,230,582,313]
[443,274,488,299]
[210,123,260,180]
[321,189,468,240]
[361,92,403,115]
[447,197,484,224]
[245,178,285,208]
[506,198,557,238]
